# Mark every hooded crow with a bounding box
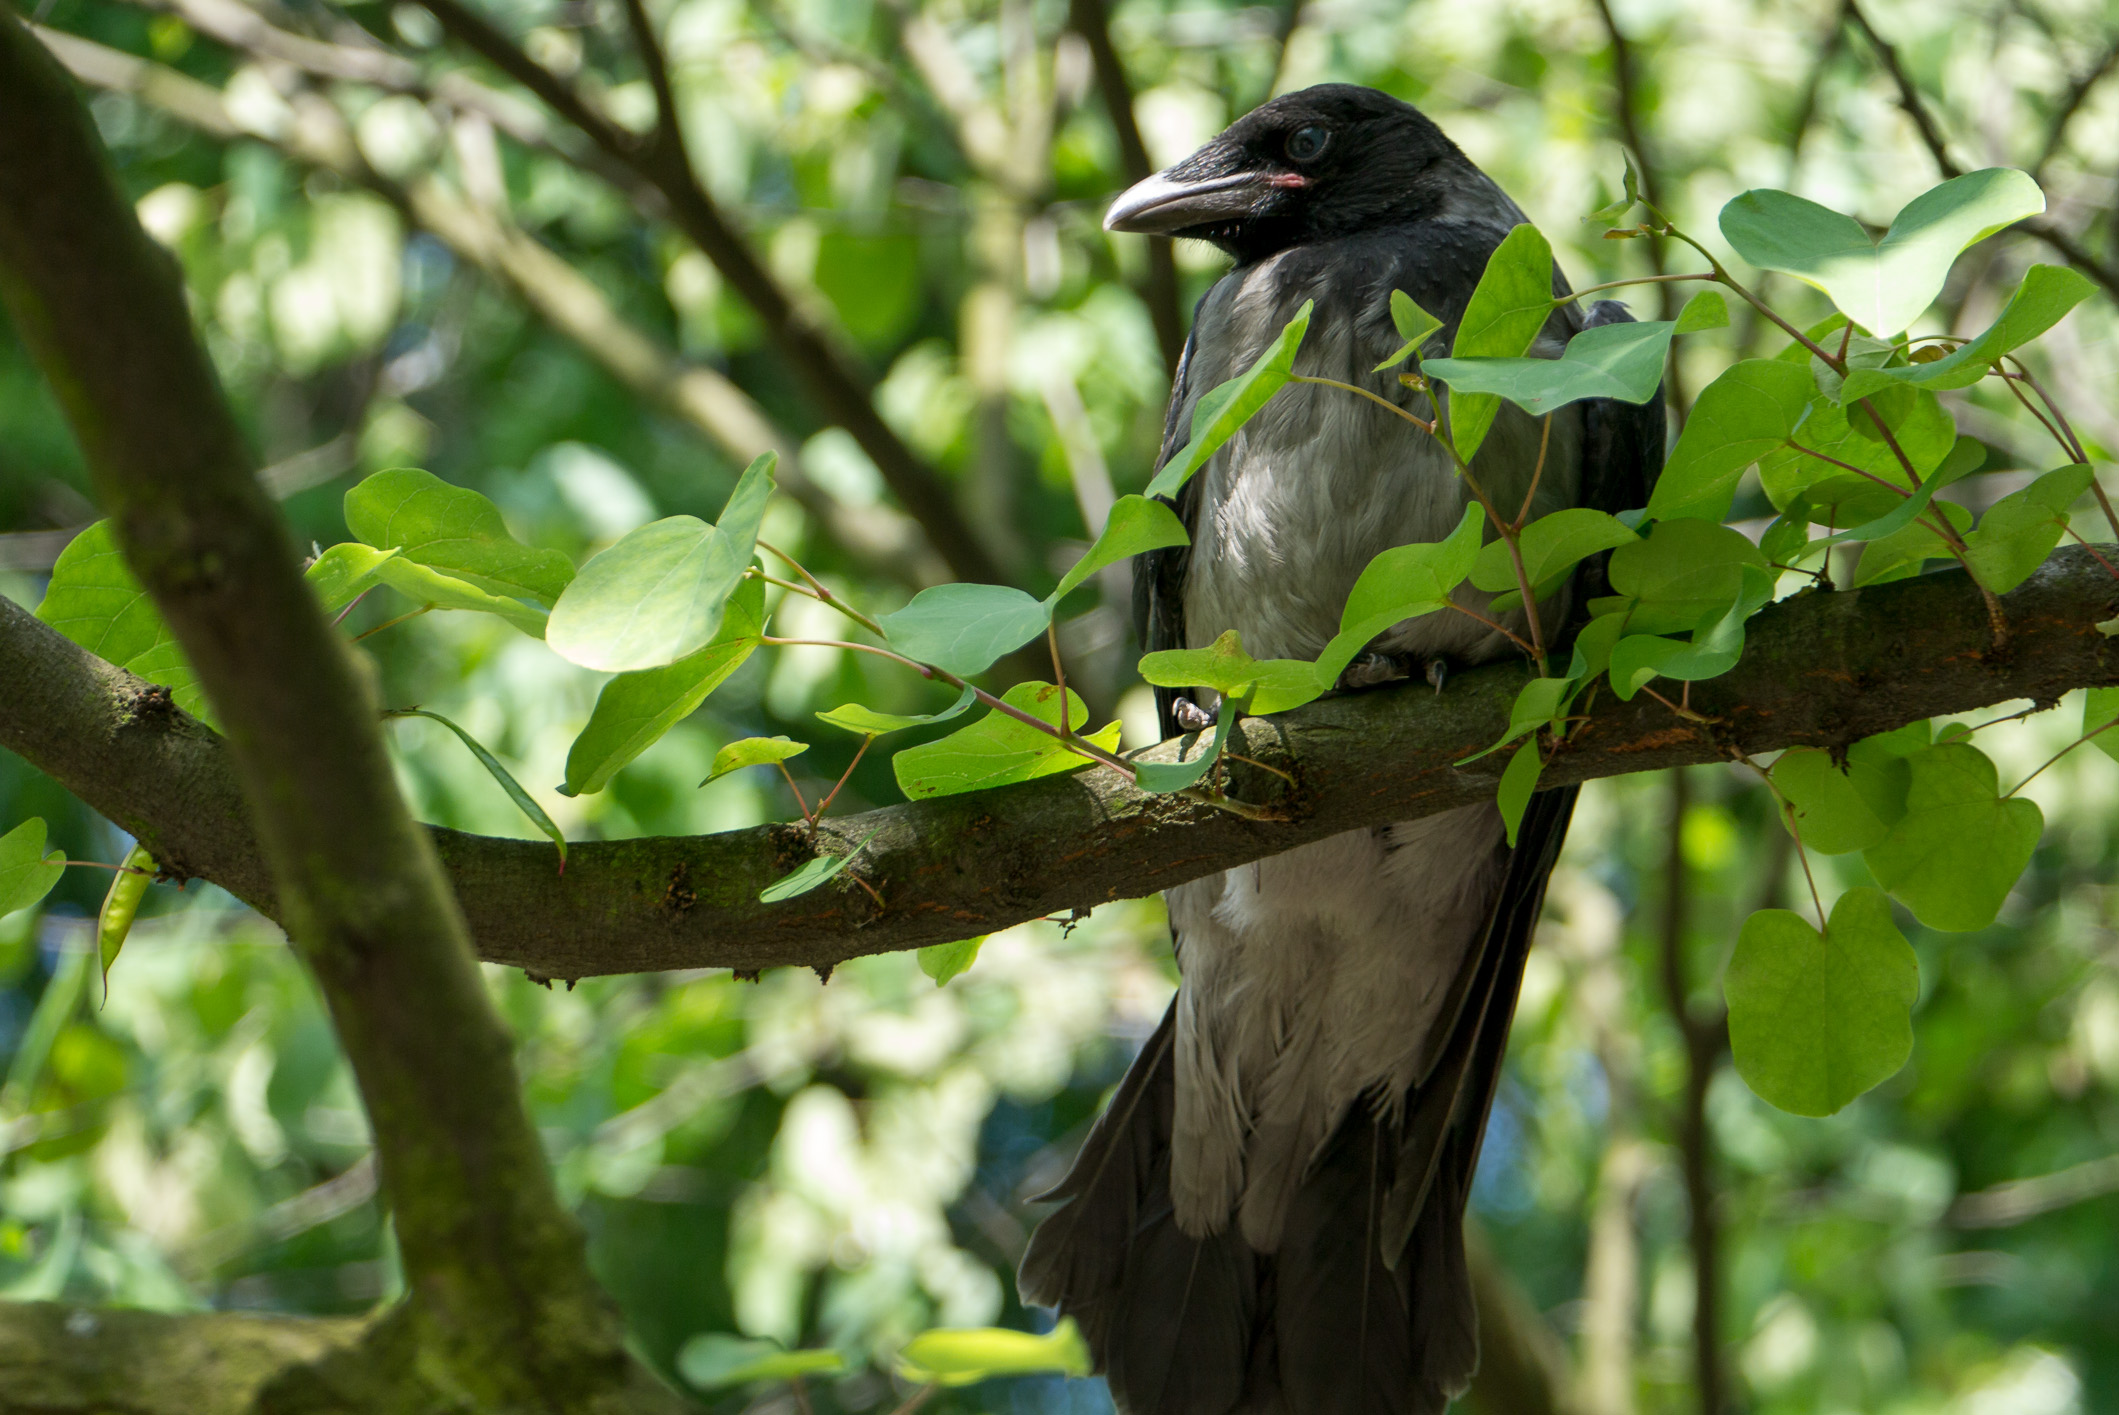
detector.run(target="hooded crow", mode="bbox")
[1019,84,1663,1414]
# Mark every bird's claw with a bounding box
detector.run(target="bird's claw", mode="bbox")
[1426,658,1449,694]
[1335,650,1419,691]
[1172,696,1215,732]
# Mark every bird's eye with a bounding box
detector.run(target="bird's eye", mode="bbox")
[1284,125,1328,162]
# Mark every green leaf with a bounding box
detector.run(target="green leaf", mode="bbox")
[1771,741,1914,854]
[1808,436,1984,555]
[877,584,1052,678]
[1136,630,1325,716]
[1840,265,2098,401]
[1644,360,1816,521]
[1863,743,2042,931]
[1462,674,1577,764]
[1606,518,1770,635]
[1314,503,1486,685]
[1718,169,2045,336]
[1134,696,1237,794]
[386,708,568,865]
[1961,464,2094,593]
[1426,319,1672,418]
[0,820,66,919]
[816,685,978,736]
[917,937,984,986]
[1470,508,1639,594]
[703,736,809,785]
[1585,158,1642,222]
[1448,225,1557,462]
[560,576,766,796]
[2085,686,2119,764]
[895,1320,1092,1386]
[1726,888,1918,1117]
[1049,495,1188,605]
[1146,303,1312,500]
[547,452,776,671]
[1854,500,1973,586]
[893,683,1121,800]
[1374,289,1444,371]
[1757,391,1955,515]
[305,543,400,617]
[97,844,154,1000]
[759,829,879,903]
[1496,736,1545,847]
[1674,288,1730,334]
[369,555,551,636]
[343,467,575,606]
[1606,563,1775,698]
[35,521,212,723]
[675,1334,847,1390]
[1564,612,1628,682]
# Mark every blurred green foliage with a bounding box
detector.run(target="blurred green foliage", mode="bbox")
[5,0,2119,1409]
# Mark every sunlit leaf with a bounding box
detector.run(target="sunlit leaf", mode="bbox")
[370,555,550,636]
[1606,518,1770,635]
[1049,495,1189,605]
[1960,464,2093,593]
[96,845,154,1000]
[305,542,400,617]
[1374,289,1444,371]
[877,583,1052,678]
[2086,686,2119,763]
[560,576,766,796]
[547,452,775,671]
[343,466,575,606]
[1146,303,1312,500]
[895,1320,1092,1386]
[917,937,984,986]
[893,683,1121,800]
[0,819,66,919]
[1136,630,1324,716]
[35,521,212,724]
[1469,508,1638,594]
[1863,743,2042,931]
[1314,503,1485,685]
[703,736,809,785]
[1726,888,1918,1117]
[675,1334,847,1390]
[816,685,978,736]
[1426,318,1672,417]
[1771,738,1915,854]
[1607,564,1775,698]
[1447,224,1557,462]
[1645,360,1816,521]
[1719,169,2044,336]
[386,708,568,865]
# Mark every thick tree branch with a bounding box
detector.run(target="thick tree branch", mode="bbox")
[1845,0,2119,302]
[409,0,1011,588]
[0,18,674,1406]
[1068,0,1185,381]
[7,551,2118,981]
[0,1302,368,1414]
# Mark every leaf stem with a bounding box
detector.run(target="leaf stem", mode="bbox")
[775,759,813,825]
[2007,714,2119,797]
[1649,214,1847,371]
[1287,374,1436,433]
[1513,414,1555,532]
[756,539,888,637]
[1734,751,1827,930]
[330,586,377,629]
[810,734,875,820]
[351,605,433,642]
[1446,602,1538,657]
[1048,621,1069,737]
[1564,271,1720,301]
[58,859,153,875]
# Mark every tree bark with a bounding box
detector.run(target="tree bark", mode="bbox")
[6,548,2118,981]
[0,17,678,1410]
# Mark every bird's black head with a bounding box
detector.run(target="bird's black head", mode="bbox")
[1104,85,1472,263]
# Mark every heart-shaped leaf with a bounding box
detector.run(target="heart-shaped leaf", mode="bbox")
[893,683,1120,799]
[1049,495,1188,605]
[703,736,809,785]
[1863,743,2042,931]
[816,685,979,736]
[1674,288,1730,334]
[305,543,400,616]
[1771,738,1915,854]
[1136,630,1325,717]
[1839,264,2096,401]
[1960,464,2093,593]
[547,452,775,671]
[1726,887,1918,1117]
[1607,518,1770,636]
[918,937,984,986]
[1314,503,1485,685]
[1470,508,1639,594]
[36,521,213,724]
[1645,359,1816,521]
[1719,169,2044,336]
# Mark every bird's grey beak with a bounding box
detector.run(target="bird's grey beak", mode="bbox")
[1104,169,1264,234]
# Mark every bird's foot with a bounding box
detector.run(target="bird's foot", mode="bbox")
[1335,650,1420,692]
[1171,696,1215,732]
[1426,657,1450,694]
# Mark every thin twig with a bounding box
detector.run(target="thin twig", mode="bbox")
[2008,714,2119,798]
[775,760,813,825]
[810,734,876,819]
[1514,414,1555,530]
[1288,374,1435,433]
[1446,603,1537,657]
